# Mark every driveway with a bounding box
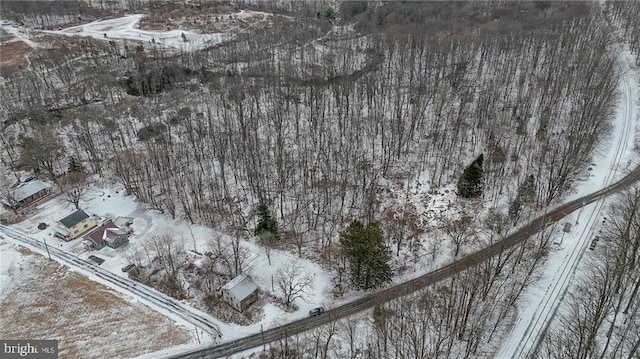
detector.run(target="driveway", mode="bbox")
[127,209,153,238]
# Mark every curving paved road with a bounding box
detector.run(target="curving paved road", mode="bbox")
[503,56,638,358]
[0,225,222,338]
[169,165,640,359]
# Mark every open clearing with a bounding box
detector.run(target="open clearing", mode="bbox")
[0,31,32,72]
[0,240,193,359]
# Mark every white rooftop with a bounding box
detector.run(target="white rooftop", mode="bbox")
[10,180,50,202]
[221,274,258,301]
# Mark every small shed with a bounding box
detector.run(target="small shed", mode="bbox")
[220,274,259,312]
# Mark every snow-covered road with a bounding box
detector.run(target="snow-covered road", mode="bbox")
[496,49,639,359]
[0,224,226,340]
[0,23,40,49]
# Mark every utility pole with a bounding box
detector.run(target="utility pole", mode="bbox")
[43,237,52,260]
[195,325,200,344]
[575,205,585,225]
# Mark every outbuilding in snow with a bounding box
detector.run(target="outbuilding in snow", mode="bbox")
[220,274,258,312]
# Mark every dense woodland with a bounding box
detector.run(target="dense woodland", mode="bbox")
[1,1,640,358]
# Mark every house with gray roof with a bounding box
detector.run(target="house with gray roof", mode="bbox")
[6,179,52,209]
[220,274,259,312]
[56,209,97,240]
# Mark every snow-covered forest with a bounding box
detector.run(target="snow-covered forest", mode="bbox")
[537,186,640,359]
[1,1,640,358]
[0,1,623,244]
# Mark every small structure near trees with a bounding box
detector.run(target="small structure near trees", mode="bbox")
[220,274,259,312]
[3,179,52,210]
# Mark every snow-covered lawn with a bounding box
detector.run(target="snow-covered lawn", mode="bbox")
[0,240,193,359]
[8,185,335,347]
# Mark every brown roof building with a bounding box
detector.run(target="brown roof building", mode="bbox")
[84,220,129,250]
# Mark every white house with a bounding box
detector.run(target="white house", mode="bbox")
[220,274,259,312]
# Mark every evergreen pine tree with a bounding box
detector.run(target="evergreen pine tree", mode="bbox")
[340,221,393,290]
[324,8,336,19]
[519,174,536,203]
[68,156,84,174]
[509,175,537,222]
[254,203,279,240]
[457,154,484,198]
[508,197,522,222]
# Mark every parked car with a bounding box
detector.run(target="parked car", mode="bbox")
[309,307,325,317]
[88,255,105,265]
[121,264,135,272]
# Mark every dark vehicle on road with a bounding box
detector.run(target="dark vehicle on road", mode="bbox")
[121,264,135,272]
[309,307,325,317]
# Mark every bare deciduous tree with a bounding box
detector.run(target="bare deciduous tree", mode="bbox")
[442,214,476,257]
[146,232,187,296]
[57,171,88,209]
[275,261,314,307]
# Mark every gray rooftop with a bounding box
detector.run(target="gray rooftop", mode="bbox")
[59,210,90,228]
[222,274,258,301]
[10,180,50,203]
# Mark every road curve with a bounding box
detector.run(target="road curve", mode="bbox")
[169,165,640,359]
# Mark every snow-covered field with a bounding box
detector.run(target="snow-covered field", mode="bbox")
[43,14,228,51]
[2,9,276,52]
[41,9,274,51]
[0,23,40,49]
[497,47,640,359]
[0,240,193,359]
